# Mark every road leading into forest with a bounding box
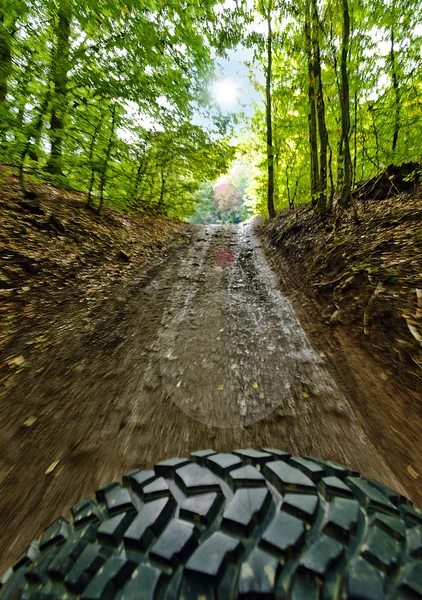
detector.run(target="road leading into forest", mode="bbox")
[0,222,413,573]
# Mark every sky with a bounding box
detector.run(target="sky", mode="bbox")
[212,45,262,118]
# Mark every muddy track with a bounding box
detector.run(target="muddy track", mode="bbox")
[0,223,417,573]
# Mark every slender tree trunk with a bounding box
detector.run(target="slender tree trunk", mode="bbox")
[86,114,104,208]
[0,14,14,108]
[353,90,358,188]
[339,0,352,209]
[390,23,400,154]
[266,2,275,218]
[45,0,71,175]
[292,176,299,207]
[98,103,117,214]
[328,142,335,210]
[131,153,148,202]
[305,2,319,208]
[18,100,51,200]
[370,108,380,170]
[312,0,328,213]
[337,134,344,190]
[359,104,365,181]
[137,158,152,204]
[158,169,166,213]
[286,165,291,208]
[0,14,15,144]
[28,90,51,162]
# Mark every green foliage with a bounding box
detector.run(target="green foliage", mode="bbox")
[0,0,246,216]
[189,159,255,224]
[247,0,422,215]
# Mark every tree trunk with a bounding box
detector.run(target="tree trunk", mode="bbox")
[266,3,275,219]
[45,0,71,175]
[390,23,400,154]
[305,2,319,208]
[370,108,380,170]
[312,0,328,213]
[328,141,335,211]
[0,14,14,108]
[98,103,117,214]
[28,90,51,162]
[0,14,15,143]
[339,0,352,209]
[131,152,149,203]
[158,169,166,213]
[286,165,291,208]
[86,114,104,208]
[353,90,358,187]
[337,134,344,190]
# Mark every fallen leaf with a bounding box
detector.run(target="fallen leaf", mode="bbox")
[218,385,224,391]
[9,355,25,367]
[407,465,419,479]
[21,286,30,292]
[252,382,259,390]
[168,356,178,361]
[303,392,309,399]
[416,289,422,319]
[45,460,60,475]
[390,425,400,434]
[23,416,38,427]
[54,465,65,478]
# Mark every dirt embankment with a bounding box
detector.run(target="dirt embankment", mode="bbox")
[0,165,187,395]
[261,188,422,394]
[259,189,422,501]
[1,221,420,577]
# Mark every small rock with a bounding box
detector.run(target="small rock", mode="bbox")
[19,199,44,215]
[329,310,340,325]
[118,250,131,263]
[328,403,349,417]
[47,214,66,233]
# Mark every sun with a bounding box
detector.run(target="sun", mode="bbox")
[212,78,238,108]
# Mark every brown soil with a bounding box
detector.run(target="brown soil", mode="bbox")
[259,191,422,508]
[261,189,422,392]
[0,164,186,394]
[0,212,421,576]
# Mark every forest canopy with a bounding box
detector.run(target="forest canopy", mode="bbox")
[0,0,247,217]
[0,0,421,220]
[245,0,422,217]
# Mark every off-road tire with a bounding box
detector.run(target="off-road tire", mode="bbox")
[1,449,421,599]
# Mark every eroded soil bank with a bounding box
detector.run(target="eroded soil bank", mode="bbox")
[1,222,420,574]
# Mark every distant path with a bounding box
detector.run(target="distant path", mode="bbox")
[0,222,412,573]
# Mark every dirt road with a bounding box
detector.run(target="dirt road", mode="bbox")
[0,223,419,573]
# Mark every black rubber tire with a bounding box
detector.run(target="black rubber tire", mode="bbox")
[1,449,421,600]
